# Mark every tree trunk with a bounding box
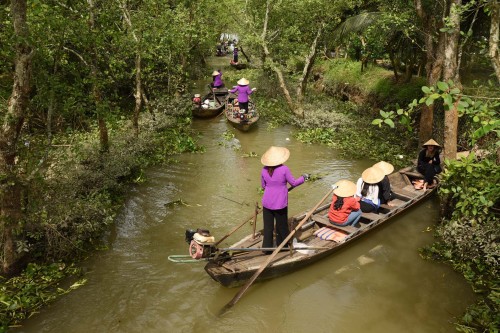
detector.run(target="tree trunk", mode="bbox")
[87,0,109,152]
[296,23,323,106]
[120,1,143,137]
[488,0,500,84]
[442,0,462,160]
[260,0,297,115]
[414,0,446,145]
[0,0,32,275]
[388,49,400,81]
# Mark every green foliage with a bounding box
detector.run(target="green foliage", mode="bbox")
[0,263,85,330]
[294,95,416,168]
[320,59,425,108]
[374,81,500,147]
[439,154,499,221]
[422,153,500,332]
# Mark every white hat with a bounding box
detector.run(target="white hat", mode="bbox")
[194,94,200,98]
[333,180,357,197]
[373,161,394,175]
[212,71,220,76]
[361,166,385,184]
[261,146,290,166]
[237,78,250,85]
[422,139,441,147]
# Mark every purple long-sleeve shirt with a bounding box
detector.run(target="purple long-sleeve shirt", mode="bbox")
[261,165,305,210]
[229,85,253,103]
[213,72,223,87]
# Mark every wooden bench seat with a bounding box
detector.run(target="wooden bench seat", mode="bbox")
[311,214,358,234]
[361,212,380,221]
[380,198,407,210]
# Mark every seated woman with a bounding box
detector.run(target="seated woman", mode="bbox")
[328,180,362,227]
[417,139,442,190]
[356,167,384,213]
[373,161,394,206]
[211,70,224,88]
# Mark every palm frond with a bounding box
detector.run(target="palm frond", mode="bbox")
[332,12,382,43]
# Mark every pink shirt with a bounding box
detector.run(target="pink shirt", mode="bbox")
[229,85,253,103]
[261,165,304,210]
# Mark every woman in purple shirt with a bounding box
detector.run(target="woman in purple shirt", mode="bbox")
[260,146,309,254]
[229,78,256,113]
[211,70,224,88]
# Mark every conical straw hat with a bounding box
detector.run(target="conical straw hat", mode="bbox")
[261,146,290,166]
[333,179,357,197]
[422,139,441,147]
[361,166,385,184]
[373,161,394,175]
[212,71,220,76]
[237,78,250,85]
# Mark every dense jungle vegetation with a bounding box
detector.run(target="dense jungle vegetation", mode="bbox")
[0,0,498,331]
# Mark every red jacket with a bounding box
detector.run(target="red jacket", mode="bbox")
[328,195,360,223]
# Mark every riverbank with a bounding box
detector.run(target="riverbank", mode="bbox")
[0,101,201,330]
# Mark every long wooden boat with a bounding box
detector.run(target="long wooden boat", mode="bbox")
[192,92,225,119]
[203,167,437,287]
[224,93,259,132]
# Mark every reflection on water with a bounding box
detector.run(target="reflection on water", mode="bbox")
[14,117,473,333]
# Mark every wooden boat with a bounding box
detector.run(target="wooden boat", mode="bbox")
[192,92,225,119]
[224,93,259,132]
[203,167,437,287]
[230,60,247,70]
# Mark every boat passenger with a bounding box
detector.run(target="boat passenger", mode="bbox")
[417,139,442,190]
[211,70,224,88]
[356,166,384,213]
[229,78,256,115]
[373,161,395,206]
[328,179,362,227]
[261,146,309,254]
[192,93,201,106]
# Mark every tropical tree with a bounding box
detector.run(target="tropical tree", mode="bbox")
[1,0,32,275]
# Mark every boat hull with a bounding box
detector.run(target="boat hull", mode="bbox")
[224,94,259,131]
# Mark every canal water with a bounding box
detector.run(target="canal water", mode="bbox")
[14,115,474,333]
[14,56,474,332]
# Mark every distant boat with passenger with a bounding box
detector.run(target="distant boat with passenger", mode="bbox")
[224,92,259,131]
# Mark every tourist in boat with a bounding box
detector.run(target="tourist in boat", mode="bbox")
[417,139,442,190]
[373,161,394,206]
[211,70,224,89]
[229,78,256,114]
[261,146,309,254]
[356,166,384,213]
[328,179,362,227]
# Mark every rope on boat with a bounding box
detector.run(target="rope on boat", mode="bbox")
[168,255,210,263]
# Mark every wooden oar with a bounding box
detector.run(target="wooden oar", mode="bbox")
[252,201,258,238]
[219,188,334,314]
[207,84,222,105]
[214,208,263,247]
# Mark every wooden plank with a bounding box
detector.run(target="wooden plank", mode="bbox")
[361,212,380,221]
[311,214,358,234]
[400,170,424,179]
[392,191,414,201]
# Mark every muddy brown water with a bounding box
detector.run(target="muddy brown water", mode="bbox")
[13,115,474,333]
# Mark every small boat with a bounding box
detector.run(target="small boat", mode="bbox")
[193,167,437,287]
[230,60,247,70]
[192,92,225,119]
[224,93,259,132]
